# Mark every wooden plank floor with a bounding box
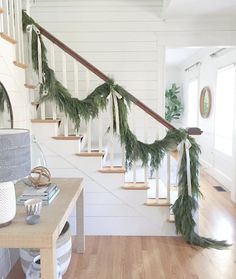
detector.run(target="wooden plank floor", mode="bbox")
[7,171,236,279]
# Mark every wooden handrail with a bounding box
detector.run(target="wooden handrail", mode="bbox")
[37,24,202,135]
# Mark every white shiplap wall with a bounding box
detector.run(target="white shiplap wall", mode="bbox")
[0,37,29,278]
[30,0,163,113]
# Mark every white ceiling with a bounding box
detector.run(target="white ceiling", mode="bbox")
[164,0,236,17]
[165,48,200,67]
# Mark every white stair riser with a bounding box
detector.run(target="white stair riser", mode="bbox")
[31,123,58,139]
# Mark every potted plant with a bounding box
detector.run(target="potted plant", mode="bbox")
[165,83,183,122]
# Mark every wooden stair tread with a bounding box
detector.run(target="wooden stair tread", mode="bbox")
[31,101,40,106]
[31,119,60,123]
[122,182,149,190]
[99,166,126,173]
[13,61,28,69]
[25,84,37,89]
[76,151,105,157]
[0,32,16,44]
[52,135,83,140]
[144,198,171,207]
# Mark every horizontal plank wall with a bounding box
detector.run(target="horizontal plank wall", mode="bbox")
[30,0,162,110]
[0,37,29,278]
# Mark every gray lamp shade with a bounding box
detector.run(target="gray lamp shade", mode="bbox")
[0,129,31,182]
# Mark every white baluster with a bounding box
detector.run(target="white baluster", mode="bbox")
[52,102,57,120]
[54,122,58,137]
[50,42,56,70]
[144,166,148,185]
[18,0,24,62]
[5,0,10,36]
[110,137,114,168]
[50,43,57,120]
[121,145,125,168]
[133,163,137,184]
[155,169,159,202]
[62,51,67,86]
[40,102,46,120]
[143,116,148,186]
[15,0,21,62]
[64,117,69,137]
[167,153,171,204]
[109,97,114,168]
[29,89,37,119]
[85,69,90,94]
[62,51,67,85]
[0,0,3,33]
[9,0,15,39]
[85,68,91,152]
[87,118,91,152]
[77,134,81,153]
[98,111,103,153]
[62,51,69,136]
[74,60,79,98]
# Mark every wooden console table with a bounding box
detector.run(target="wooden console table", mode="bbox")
[0,178,84,279]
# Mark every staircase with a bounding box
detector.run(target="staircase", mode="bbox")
[0,1,201,237]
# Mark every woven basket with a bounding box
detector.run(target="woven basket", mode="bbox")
[20,222,72,275]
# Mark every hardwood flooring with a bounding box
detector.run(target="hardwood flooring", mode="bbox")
[7,171,236,279]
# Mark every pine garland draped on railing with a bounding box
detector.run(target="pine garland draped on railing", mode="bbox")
[22,11,230,249]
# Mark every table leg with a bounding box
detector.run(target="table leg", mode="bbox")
[76,187,85,253]
[40,247,57,279]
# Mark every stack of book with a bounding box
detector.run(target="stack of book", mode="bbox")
[17,183,60,205]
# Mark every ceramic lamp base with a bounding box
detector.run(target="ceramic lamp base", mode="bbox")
[0,181,16,227]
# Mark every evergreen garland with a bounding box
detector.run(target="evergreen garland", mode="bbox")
[22,11,230,249]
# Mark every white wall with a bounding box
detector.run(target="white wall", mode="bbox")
[179,48,236,198]
[30,1,162,112]
[0,37,29,278]
[166,66,182,89]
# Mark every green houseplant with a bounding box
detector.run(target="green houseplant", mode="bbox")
[165,83,183,122]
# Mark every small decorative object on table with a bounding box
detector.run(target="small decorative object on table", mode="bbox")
[28,166,51,188]
[24,198,42,225]
[26,255,62,279]
[17,182,60,205]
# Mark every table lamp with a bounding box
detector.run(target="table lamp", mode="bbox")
[0,129,31,228]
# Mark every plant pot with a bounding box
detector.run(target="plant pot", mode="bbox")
[20,221,72,275]
[26,255,62,279]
